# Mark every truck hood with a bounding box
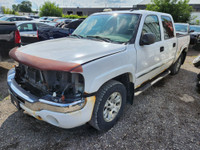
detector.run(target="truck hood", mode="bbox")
[17,37,126,64]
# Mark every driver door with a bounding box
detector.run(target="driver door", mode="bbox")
[135,15,164,87]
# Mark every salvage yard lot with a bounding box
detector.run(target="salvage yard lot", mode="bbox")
[0,49,200,150]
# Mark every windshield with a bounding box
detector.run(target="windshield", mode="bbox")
[175,24,188,33]
[190,26,200,32]
[0,16,9,21]
[72,13,140,43]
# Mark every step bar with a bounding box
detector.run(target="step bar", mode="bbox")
[135,70,171,96]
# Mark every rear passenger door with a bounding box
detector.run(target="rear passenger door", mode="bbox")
[18,23,38,45]
[161,16,177,69]
[135,15,164,86]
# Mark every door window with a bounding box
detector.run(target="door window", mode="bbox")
[18,23,34,32]
[142,15,161,42]
[8,17,17,21]
[161,16,174,39]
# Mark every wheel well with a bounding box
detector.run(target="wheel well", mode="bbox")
[181,49,187,64]
[112,73,134,104]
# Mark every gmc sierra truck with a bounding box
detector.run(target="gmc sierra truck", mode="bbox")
[7,10,190,131]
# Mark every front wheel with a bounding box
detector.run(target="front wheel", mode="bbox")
[89,80,126,131]
[170,54,183,75]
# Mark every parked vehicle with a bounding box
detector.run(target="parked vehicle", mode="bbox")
[7,10,190,131]
[0,14,4,18]
[16,21,51,45]
[0,21,20,61]
[0,16,33,22]
[38,19,84,41]
[29,15,39,19]
[189,25,200,45]
[39,17,48,20]
[193,56,200,91]
[175,23,190,35]
[47,17,59,22]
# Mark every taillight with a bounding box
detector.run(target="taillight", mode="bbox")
[37,30,39,40]
[15,30,21,44]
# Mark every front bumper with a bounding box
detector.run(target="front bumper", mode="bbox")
[7,68,96,128]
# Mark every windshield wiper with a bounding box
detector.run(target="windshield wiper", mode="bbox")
[70,34,84,38]
[86,35,112,42]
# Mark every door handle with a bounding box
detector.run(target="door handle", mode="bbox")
[160,46,164,52]
[173,43,176,47]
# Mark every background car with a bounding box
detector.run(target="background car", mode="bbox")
[16,21,51,45]
[189,25,200,45]
[38,18,84,41]
[0,16,33,22]
[29,15,39,19]
[175,23,190,35]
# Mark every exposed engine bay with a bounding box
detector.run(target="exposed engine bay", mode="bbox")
[15,64,84,103]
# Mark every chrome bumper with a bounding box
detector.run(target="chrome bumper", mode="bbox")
[7,68,86,113]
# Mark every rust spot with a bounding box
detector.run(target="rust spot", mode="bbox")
[9,47,83,72]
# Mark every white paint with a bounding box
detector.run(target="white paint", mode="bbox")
[20,96,96,128]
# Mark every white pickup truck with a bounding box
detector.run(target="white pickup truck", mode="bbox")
[7,10,190,131]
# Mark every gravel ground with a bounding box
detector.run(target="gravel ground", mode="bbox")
[0,49,200,150]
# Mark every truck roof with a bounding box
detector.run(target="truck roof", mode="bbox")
[93,10,172,17]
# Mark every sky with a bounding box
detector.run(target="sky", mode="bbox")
[0,0,144,10]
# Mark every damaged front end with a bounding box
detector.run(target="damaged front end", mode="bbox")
[15,64,84,103]
[8,63,87,113]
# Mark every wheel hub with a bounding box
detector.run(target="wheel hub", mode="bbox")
[103,92,122,122]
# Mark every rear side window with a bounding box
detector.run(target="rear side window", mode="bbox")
[142,15,161,42]
[8,17,17,21]
[36,23,50,29]
[18,23,35,32]
[161,16,174,39]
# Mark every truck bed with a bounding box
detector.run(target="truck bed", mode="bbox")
[0,21,17,61]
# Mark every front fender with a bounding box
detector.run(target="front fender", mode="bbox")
[82,50,136,93]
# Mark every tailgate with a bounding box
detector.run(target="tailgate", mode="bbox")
[0,23,17,58]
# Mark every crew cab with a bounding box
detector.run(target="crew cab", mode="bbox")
[7,10,190,131]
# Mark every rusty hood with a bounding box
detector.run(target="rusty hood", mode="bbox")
[10,37,126,72]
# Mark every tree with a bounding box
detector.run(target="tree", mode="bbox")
[196,20,200,25]
[18,1,32,12]
[39,1,62,17]
[2,6,15,14]
[12,4,19,12]
[146,0,192,23]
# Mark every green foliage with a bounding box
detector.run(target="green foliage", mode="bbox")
[39,1,62,17]
[196,19,200,25]
[12,4,19,12]
[146,0,192,22]
[18,1,32,12]
[12,1,32,12]
[62,14,87,19]
[2,6,16,15]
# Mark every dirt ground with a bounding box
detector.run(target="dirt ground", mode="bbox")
[0,49,200,150]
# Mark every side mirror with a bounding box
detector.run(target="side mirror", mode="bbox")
[140,33,156,46]
[190,30,194,33]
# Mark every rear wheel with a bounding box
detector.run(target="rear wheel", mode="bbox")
[170,54,183,75]
[89,80,126,131]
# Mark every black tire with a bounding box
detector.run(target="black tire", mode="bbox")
[194,61,200,68]
[89,80,126,131]
[170,54,183,75]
